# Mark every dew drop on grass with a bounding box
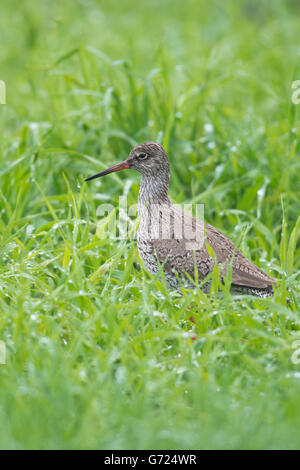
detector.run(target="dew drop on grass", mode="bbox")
[207,141,216,150]
[204,123,214,133]
[26,224,35,237]
[215,164,224,179]
[257,188,264,199]
[78,369,86,380]
[40,337,50,345]
[29,122,39,132]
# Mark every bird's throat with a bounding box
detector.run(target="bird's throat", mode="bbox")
[138,174,171,215]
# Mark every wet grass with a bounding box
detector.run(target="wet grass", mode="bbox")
[0,0,300,449]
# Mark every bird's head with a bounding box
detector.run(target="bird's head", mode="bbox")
[85,142,169,181]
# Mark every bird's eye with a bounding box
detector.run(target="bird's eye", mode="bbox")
[137,152,148,160]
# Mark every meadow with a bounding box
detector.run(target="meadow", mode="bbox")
[0,0,300,449]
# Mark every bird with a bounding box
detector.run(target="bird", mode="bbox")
[85,142,275,298]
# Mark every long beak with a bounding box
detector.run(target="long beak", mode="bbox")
[84,160,130,182]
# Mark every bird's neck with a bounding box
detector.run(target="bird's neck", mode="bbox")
[138,173,171,215]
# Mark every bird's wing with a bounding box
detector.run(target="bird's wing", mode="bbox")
[151,206,274,289]
[205,223,275,288]
[151,205,214,281]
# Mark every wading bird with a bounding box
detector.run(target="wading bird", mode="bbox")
[85,142,275,298]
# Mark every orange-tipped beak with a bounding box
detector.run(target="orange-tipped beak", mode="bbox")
[84,160,130,182]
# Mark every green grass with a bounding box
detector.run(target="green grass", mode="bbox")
[1,0,300,449]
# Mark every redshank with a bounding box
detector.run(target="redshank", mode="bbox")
[85,142,275,298]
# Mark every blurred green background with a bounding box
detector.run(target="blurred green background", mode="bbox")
[0,0,300,449]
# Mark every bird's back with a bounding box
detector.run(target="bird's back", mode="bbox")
[137,202,275,295]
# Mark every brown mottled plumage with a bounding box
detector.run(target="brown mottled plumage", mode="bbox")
[85,142,275,297]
